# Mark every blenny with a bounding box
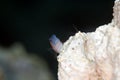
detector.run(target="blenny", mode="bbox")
[49,34,63,53]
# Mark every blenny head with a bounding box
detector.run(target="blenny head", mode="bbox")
[49,34,63,53]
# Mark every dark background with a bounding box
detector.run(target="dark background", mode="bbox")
[1,0,114,79]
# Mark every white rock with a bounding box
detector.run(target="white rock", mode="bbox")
[57,0,120,80]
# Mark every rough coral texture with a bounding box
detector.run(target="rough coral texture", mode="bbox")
[57,0,120,80]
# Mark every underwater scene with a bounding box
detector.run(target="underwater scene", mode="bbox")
[1,0,113,80]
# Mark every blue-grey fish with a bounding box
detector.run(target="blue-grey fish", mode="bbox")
[49,35,63,53]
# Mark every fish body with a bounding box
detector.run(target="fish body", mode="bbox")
[49,35,63,53]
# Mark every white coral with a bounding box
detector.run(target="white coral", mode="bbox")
[57,0,120,80]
